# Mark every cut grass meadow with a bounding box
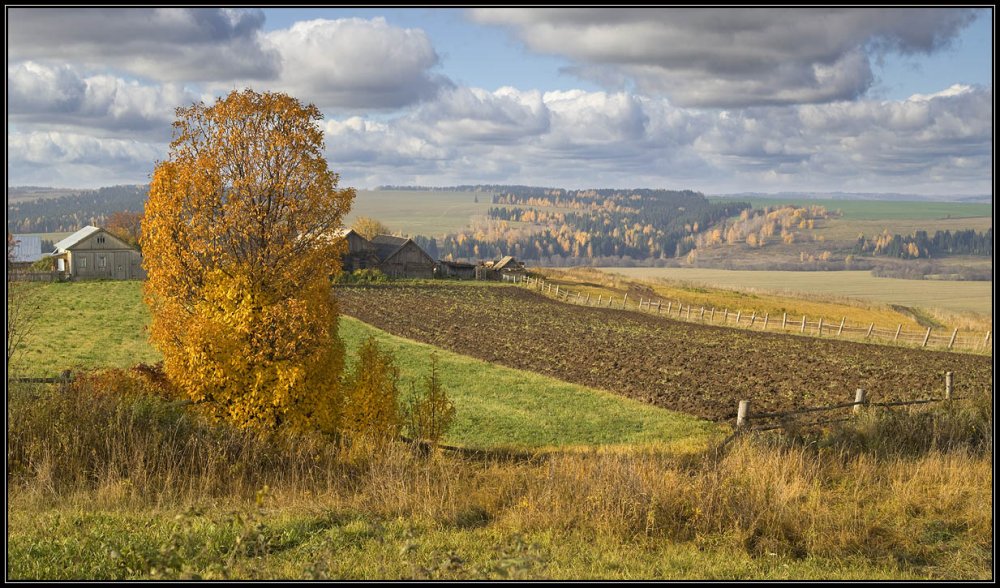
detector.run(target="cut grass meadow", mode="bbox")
[10,280,718,450]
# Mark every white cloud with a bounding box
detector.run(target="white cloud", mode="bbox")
[8,62,203,139]
[256,17,449,110]
[469,8,979,107]
[7,130,165,187]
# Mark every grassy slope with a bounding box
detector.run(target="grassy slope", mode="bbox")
[710,197,992,221]
[10,280,718,450]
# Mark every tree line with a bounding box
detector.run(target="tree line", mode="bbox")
[425,187,750,263]
[853,228,993,259]
[7,184,148,233]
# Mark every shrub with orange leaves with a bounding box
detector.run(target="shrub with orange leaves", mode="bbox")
[142,89,355,433]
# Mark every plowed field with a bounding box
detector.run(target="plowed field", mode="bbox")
[336,283,993,422]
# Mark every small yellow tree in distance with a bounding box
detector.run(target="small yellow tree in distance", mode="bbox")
[142,89,355,433]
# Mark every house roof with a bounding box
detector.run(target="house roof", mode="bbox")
[53,226,102,252]
[10,235,44,263]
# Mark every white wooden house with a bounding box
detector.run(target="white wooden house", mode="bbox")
[50,226,145,280]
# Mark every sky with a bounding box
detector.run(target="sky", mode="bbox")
[6,7,994,197]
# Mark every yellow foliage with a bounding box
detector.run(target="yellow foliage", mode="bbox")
[142,89,354,433]
[342,336,402,444]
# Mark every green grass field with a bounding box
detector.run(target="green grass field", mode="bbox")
[600,268,993,317]
[346,190,493,237]
[10,280,718,450]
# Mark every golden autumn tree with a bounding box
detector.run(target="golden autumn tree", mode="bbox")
[106,210,144,251]
[142,89,355,433]
[351,217,390,240]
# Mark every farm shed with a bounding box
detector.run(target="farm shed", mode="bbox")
[477,255,527,280]
[340,230,436,278]
[49,226,145,280]
[437,260,476,279]
[8,234,45,269]
[340,229,381,272]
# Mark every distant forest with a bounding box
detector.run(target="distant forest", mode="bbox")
[421,187,750,263]
[7,185,148,233]
[853,229,993,259]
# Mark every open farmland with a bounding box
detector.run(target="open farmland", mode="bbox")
[601,268,994,317]
[336,283,993,422]
[345,189,492,237]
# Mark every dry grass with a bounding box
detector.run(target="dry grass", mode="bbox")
[7,370,993,579]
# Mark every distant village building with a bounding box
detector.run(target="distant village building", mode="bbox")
[340,229,436,279]
[476,255,527,280]
[50,226,145,280]
[437,260,477,280]
[8,234,45,270]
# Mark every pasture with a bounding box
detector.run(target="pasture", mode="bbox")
[345,189,492,237]
[600,268,993,317]
[7,279,993,580]
[9,280,716,450]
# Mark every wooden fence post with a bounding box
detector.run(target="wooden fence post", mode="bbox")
[782,312,787,329]
[894,324,902,341]
[922,327,932,347]
[639,297,644,309]
[837,317,846,336]
[983,331,991,349]
[762,313,769,330]
[555,285,560,297]
[700,307,705,320]
[817,317,824,336]
[622,293,628,309]
[945,371,953,401]
[711,307,716,321]
[597,295,603,306]
[948,328,958,350]
[853,388,867,415]
[737,400,750,429]
[735,310,742,326]
[866,323,874,338]
[749,312,756,327]
[801,315,806,333]
[723,308,728,323]
[609,296,614,307]
[666,302,672,314]
[586,293,591,305]
[687,305,692,319]
[657,301,662,314]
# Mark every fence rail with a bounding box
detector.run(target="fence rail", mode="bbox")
[712,371,973,446]
[508,275,990,354]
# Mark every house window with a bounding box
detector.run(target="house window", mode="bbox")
[98,255,106,269]
[97,236,106,244]
[79,257,87,269]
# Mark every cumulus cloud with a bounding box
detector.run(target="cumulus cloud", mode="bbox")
[7,130,166,187]
[469,8,980,107]
[255,17,449,109]
[8,8,280,82]
[8,62,202,139]
[319,83,991,194]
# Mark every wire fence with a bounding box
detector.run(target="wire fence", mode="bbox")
[507,275,991,354]
[714,371,971,447]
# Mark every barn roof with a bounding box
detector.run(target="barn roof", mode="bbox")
[53,226,102,252]
[493,255,516,270]
[371,234,408,260]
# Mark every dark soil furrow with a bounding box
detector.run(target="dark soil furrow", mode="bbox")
[336,283,993,422]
